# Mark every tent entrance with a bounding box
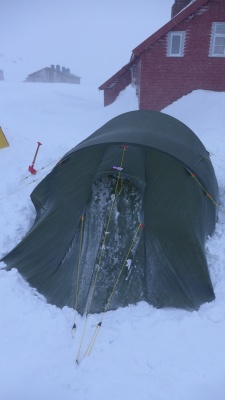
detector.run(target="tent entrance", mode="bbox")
[74,175,146,315]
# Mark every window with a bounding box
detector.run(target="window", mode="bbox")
[209,23,225,57]
[167,32,185,57]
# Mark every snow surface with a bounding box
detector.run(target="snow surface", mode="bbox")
[0,82,225,400]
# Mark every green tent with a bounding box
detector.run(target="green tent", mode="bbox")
[2,110,218,313]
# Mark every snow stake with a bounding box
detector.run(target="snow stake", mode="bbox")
[28,141,42,174]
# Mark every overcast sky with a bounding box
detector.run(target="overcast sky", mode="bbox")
[1,0,174,85]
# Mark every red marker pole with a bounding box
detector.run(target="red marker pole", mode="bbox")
[28,141,42,175]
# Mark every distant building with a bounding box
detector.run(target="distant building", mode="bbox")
[24,65,81,84]
[0,70,4,81]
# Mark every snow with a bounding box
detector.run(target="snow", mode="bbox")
[1,82,225,400]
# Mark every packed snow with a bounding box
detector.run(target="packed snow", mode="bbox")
[0,82,225,400]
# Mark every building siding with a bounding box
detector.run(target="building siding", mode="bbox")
[100,0,225,111]
[137,1,225,110]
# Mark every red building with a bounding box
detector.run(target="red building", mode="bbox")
[99,0,225,110]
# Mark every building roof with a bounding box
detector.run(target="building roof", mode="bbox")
[99,62,134,90]
[26,67,80,79]
[99,0,208,90]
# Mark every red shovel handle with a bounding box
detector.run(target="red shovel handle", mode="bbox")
[28,141,42,174]
[32,141,42,165]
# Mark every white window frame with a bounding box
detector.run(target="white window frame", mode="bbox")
[167,31,185,57]
[209,22,225,57]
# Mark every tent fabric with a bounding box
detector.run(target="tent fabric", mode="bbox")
[2,110,219,313]
[0,126,9,148]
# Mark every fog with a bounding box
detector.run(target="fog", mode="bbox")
[1,0,174,84]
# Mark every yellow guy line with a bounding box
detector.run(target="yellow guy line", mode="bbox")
[76,145,126,364]
[84,221,144,359]
[191,173,219,207]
